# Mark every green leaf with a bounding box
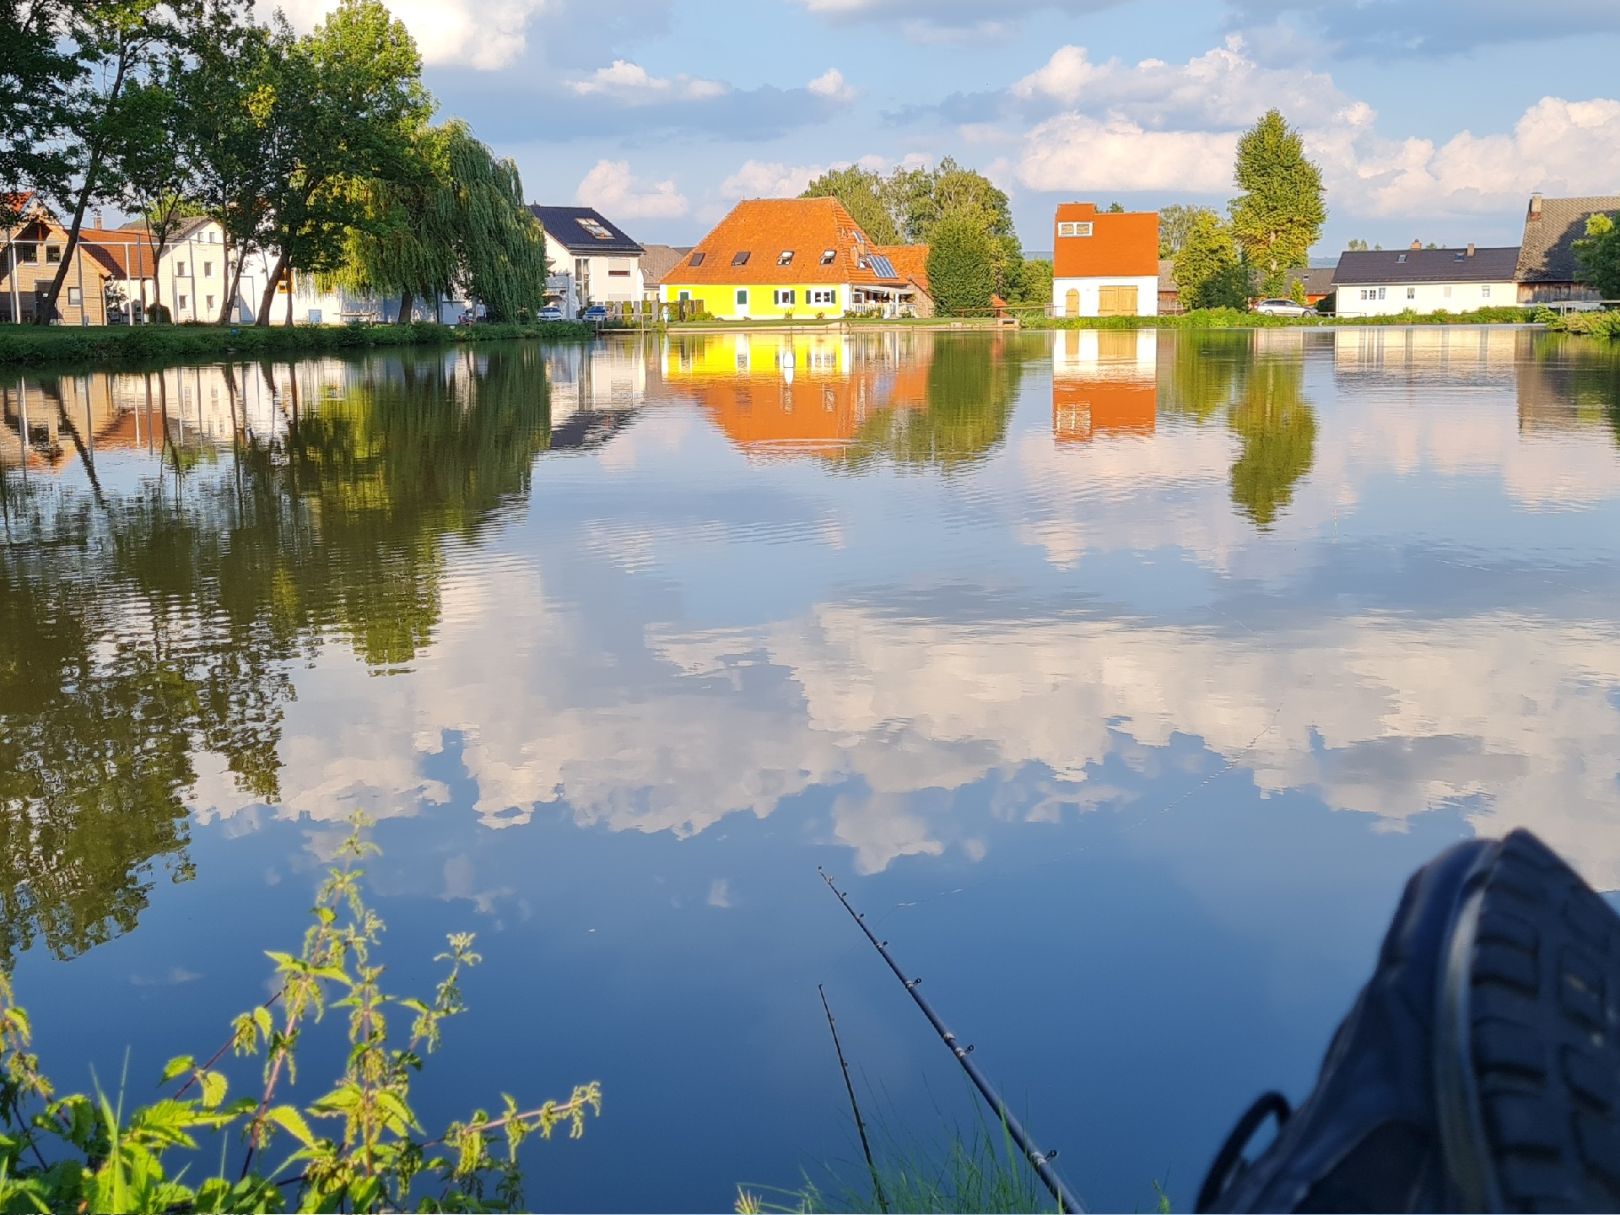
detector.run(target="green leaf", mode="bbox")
[160,1055,195,1084]
[253,1006,273,1039]
[265,1104,317,1148]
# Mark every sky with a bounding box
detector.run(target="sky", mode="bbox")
[267,0,1620,256]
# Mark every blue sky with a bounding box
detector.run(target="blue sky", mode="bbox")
[277,0,1620,255]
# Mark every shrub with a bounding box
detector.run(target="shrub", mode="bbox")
[926,212,995,316]
[0,819,600,1213]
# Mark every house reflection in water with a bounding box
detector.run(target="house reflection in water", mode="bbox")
[543,341,648,450]
[665,331,932,457]
[1051,328,1157,443]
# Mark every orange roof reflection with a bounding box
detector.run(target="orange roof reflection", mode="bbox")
[1052,328,1158,444]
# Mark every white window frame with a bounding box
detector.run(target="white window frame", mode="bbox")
[1406,286,1416,300]
[66,286,81,306]
[777,250,793,266]
[1481,284,1491,298]
[820,248,836,265]
[1057,221,1094,237]
[807,288,836,306]
[773,288,797,306]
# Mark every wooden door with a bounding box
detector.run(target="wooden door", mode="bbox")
[1064,287,1079,317]
[1098,285,1137,316]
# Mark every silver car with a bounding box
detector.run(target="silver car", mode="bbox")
[1252,297,1316,317]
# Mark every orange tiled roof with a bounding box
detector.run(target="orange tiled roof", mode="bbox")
[666,198,915,287]
[876,244,929,292]
[79,228,157,278]
[1053,202,1160,279]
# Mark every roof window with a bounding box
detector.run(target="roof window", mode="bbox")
[690,252,706,267]
[732,251,750,266]
[820,248,836,265]
[1396,253,1406,263]
[1454,251,1465,261]
[778,250,793,265]
[579,217,613,240]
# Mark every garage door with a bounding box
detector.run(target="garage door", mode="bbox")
[1098,285,1138,316]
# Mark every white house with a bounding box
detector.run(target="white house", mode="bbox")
[529,205,644,316]
[1331,243,1520,317]
[1051,202,1160,317]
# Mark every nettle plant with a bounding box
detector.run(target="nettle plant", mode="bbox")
[0,822,600,1213]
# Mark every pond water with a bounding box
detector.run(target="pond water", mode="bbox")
[3,327,1620,1211]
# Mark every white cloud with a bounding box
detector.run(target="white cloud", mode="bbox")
[261,0,546,70]
[1019,113,1238,193]
[807,67,856,102]
[569,59,729,102]
[718,159,829,200]
[706,879,733,908]
[576,159,688,220]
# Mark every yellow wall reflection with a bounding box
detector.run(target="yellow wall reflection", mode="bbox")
[1051,328,1157,443]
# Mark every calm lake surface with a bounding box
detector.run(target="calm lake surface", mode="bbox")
[4,326,1620,1211]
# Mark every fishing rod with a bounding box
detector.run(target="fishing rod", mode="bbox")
[818,868,1086,1214]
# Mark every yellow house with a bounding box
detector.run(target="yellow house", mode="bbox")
[660,197,931,321]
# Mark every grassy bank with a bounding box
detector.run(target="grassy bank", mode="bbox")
[0,319,596,368]
[1024,305,1538,330]
[1540,309,1620,338]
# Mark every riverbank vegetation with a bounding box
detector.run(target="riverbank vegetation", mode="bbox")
[1542,310,1620,338]
[1026,305,1538,330]
[0,319,593,367]
[0,822,599,1213]
[2,0,549,326]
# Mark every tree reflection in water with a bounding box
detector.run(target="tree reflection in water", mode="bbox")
[0,347,552,964]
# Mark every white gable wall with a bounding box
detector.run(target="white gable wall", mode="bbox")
[1051,274,1160,317]
[1334,279,1515,317]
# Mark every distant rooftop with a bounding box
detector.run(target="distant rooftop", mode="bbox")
[528,205,644,255]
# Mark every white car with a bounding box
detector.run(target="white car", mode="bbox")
[537,304,565,321]
[1252,297,1316,317]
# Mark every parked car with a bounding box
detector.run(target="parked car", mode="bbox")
[1252,297,1315,317]
[537,304,564,321]
[581,303,609,323]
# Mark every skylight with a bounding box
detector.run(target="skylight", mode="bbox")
[1397,253,1407,262]
[820,249,836,265]
[778,250,793,265]
[579,217,613,240]
[732,251,750,266]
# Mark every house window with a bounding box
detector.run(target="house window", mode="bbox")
[820,249,836,265]
[774,288,796,306]
[67,287,81,306]
[808,288,836,306]
[677,290,691,301]
[203,260,212,276]
[736,288,748,306]
[1057,221,1094,237]
[18,244,37,263]
[1454,251,1465,261]
[778,250,793,266]
[1443,285,1452,298]
[1481,284,1491,297]
[731,251,750,266]
[1378,286,1386,300]
[178,294,188,309]
[1406,286,1416,299]
[45,245,61,263]
[608,268,630,277]
[177,261,187,275]
[690,252,706,267]
[579,217,614,240]
[1396,253,1407,263]
[206,294,215,311]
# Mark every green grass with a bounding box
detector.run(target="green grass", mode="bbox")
[0,318,596,368]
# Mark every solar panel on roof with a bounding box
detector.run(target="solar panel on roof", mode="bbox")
[867,254,897,279]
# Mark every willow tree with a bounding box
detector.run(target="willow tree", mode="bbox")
[334,120,547,322]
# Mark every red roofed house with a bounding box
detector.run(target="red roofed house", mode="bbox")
[1051,203,1160,318]
[660,198,931,320]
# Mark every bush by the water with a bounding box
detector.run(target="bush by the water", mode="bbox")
[1026,305,1538,330]
[0,320,595,368]
[1540,308,1620,338]
[0,820,599,1213]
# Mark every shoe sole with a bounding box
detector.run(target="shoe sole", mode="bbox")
[1438,830,1620,1212]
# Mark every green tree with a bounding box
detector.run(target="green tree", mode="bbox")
[886,157,1022,296]
[446,125,550,322]
[249,0,431,326]
[800,165,899,244]
[1575,211,1620,299]
[1015,257,1052,305]
[1159,204,1215,257]
[926,211,994,316]
[1228,354,1317,528]
[103,75,195,318]
[0,1,81,221]
[1229,108,1326,297]
[31,0,194,324]
[1175,210,1248,310]
[1346,238,1368,251]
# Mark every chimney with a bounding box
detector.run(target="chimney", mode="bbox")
[1410,239,1422,250]
[1467,242,1475,257]
[92,208,103,230]
[1528,193,1543,220]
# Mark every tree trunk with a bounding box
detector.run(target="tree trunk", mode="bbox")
[398,287,413,324]
[36,49,132,324]
[219,237,249,324]
[255,250,286,327]
[285,270,293,326]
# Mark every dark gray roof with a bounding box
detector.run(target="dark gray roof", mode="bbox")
[528,205,643,254]
[1515,194,1620,284]
[1286,266,1336,296]
[1332,246,1519,286]
[638,243,691,288]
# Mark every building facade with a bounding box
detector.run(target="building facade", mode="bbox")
[659,198,930,321]
[1331,244,1519,317]
[1051,203,1160,318]
[1515,192,1620,307]
[530,206,645,315]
